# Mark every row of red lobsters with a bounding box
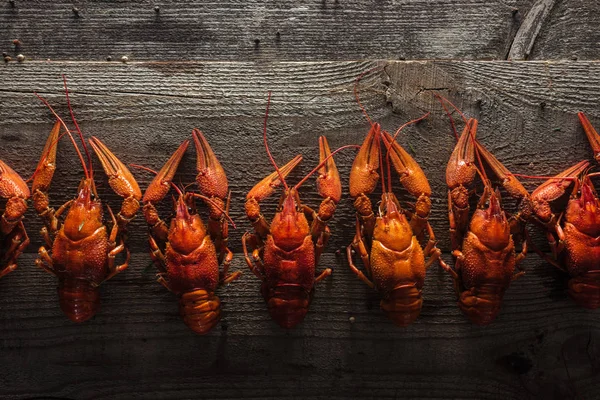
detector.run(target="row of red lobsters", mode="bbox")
[0,77,598,334]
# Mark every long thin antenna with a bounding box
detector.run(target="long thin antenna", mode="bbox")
[434,94,461,141]
[263,92,289,191]
[35,93,89,179]
[354,66,382,126]
[293,144,360,190]
[62,75,93,178]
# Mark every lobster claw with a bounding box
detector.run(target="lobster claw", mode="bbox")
[578,112,600,163]
[381,130,431,199]
[530,160,590,224]
[246,155,302,202]
[89,137,142,221]
[475,140,529,201]
[316,136,341,204]
[193,129,228,201]
[446,118,478,190]
[89,137,142,201]
[143,140,190,203]
[32,121,60,195]
[349,123,380,199]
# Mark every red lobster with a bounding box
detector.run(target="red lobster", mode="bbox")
[32,78,141,322]
[139,130,240,334]
[529,112,600,308]
[0,156,30,280]
[346,117,441,326]
[242,93,345,328]
[437,97,587,324]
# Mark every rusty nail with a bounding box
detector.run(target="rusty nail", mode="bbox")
[106,55,112,61]
[154,5,160,12]
[72,6,80,16]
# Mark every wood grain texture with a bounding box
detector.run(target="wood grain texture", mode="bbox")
[0,0,538,62]
[1,253,599,399]
[528,0,600,61]
[1,61,600,399]
[507,0,556,60]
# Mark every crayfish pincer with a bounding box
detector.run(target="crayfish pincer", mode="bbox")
[0,157,30,280]
[137,130,240,334]
[243,93,349,329]
[32,77,141,322]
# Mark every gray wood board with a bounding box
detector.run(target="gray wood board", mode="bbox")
[0,0,564,62]
[0,253,599,399]
[0,60,599,254]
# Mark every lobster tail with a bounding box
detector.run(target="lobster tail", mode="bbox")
[263,285,312,329]
[568,276,600,309]
[458,284,505,325]
[58,280,100,323]
[380,285,423,327]
[179,289,221,334]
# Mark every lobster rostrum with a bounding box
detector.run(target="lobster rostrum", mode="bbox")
[243,93,345,329]
[347,117,441,326]
[32,78,141,322]
[529,112,600,309]
[0,156,30,280]
[139,129,241,334]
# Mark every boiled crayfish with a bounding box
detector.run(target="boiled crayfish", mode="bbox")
[243,93,344,328]
[346,117,441,326]
[139,129,241,334]
[528,112,600,309]
[436,97,587,324]
[32,77,141,322]
[0,158,30,280]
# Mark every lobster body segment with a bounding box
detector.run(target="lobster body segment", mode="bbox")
[140,131,240,334]
[347,120,440,327]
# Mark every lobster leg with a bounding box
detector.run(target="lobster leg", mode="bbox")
[314,268,332,283]
[36,246,55,276]
[347,216,375,288]
[89,136,142,231]
[382,130,432,240]
[101,206,129,284]
[242,232,265,280]
[1,222,30,276]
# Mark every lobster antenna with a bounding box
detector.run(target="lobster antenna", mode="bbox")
[435,93,468,124]
[129,163,184,197]
[263,92,289,191]
[293,144,360,190]
[188,193,237,229]
[35,93,90,179]
[354,66,383,126]
[63,75,94,178]
[377,131,388,194]
[434,94,461,141]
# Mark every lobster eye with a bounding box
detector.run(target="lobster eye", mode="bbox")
[187,206,193,213]
[90,192,96,200]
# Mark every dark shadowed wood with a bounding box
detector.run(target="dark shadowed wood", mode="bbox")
[528,0,600,60]
[0,0,538,62]
[1,61,600,399]
[1,253,599,399]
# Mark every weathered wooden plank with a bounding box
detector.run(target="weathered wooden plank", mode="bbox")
[1,60,600,254]
[0,253,599,399]
[0,0,536,62]
[1,60,600,398]
[507,0,556,60]
[528,0,600,60]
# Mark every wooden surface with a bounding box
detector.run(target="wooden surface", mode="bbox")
[2,0,600,396]
[1,0,599,62]
[0,60,599,399]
